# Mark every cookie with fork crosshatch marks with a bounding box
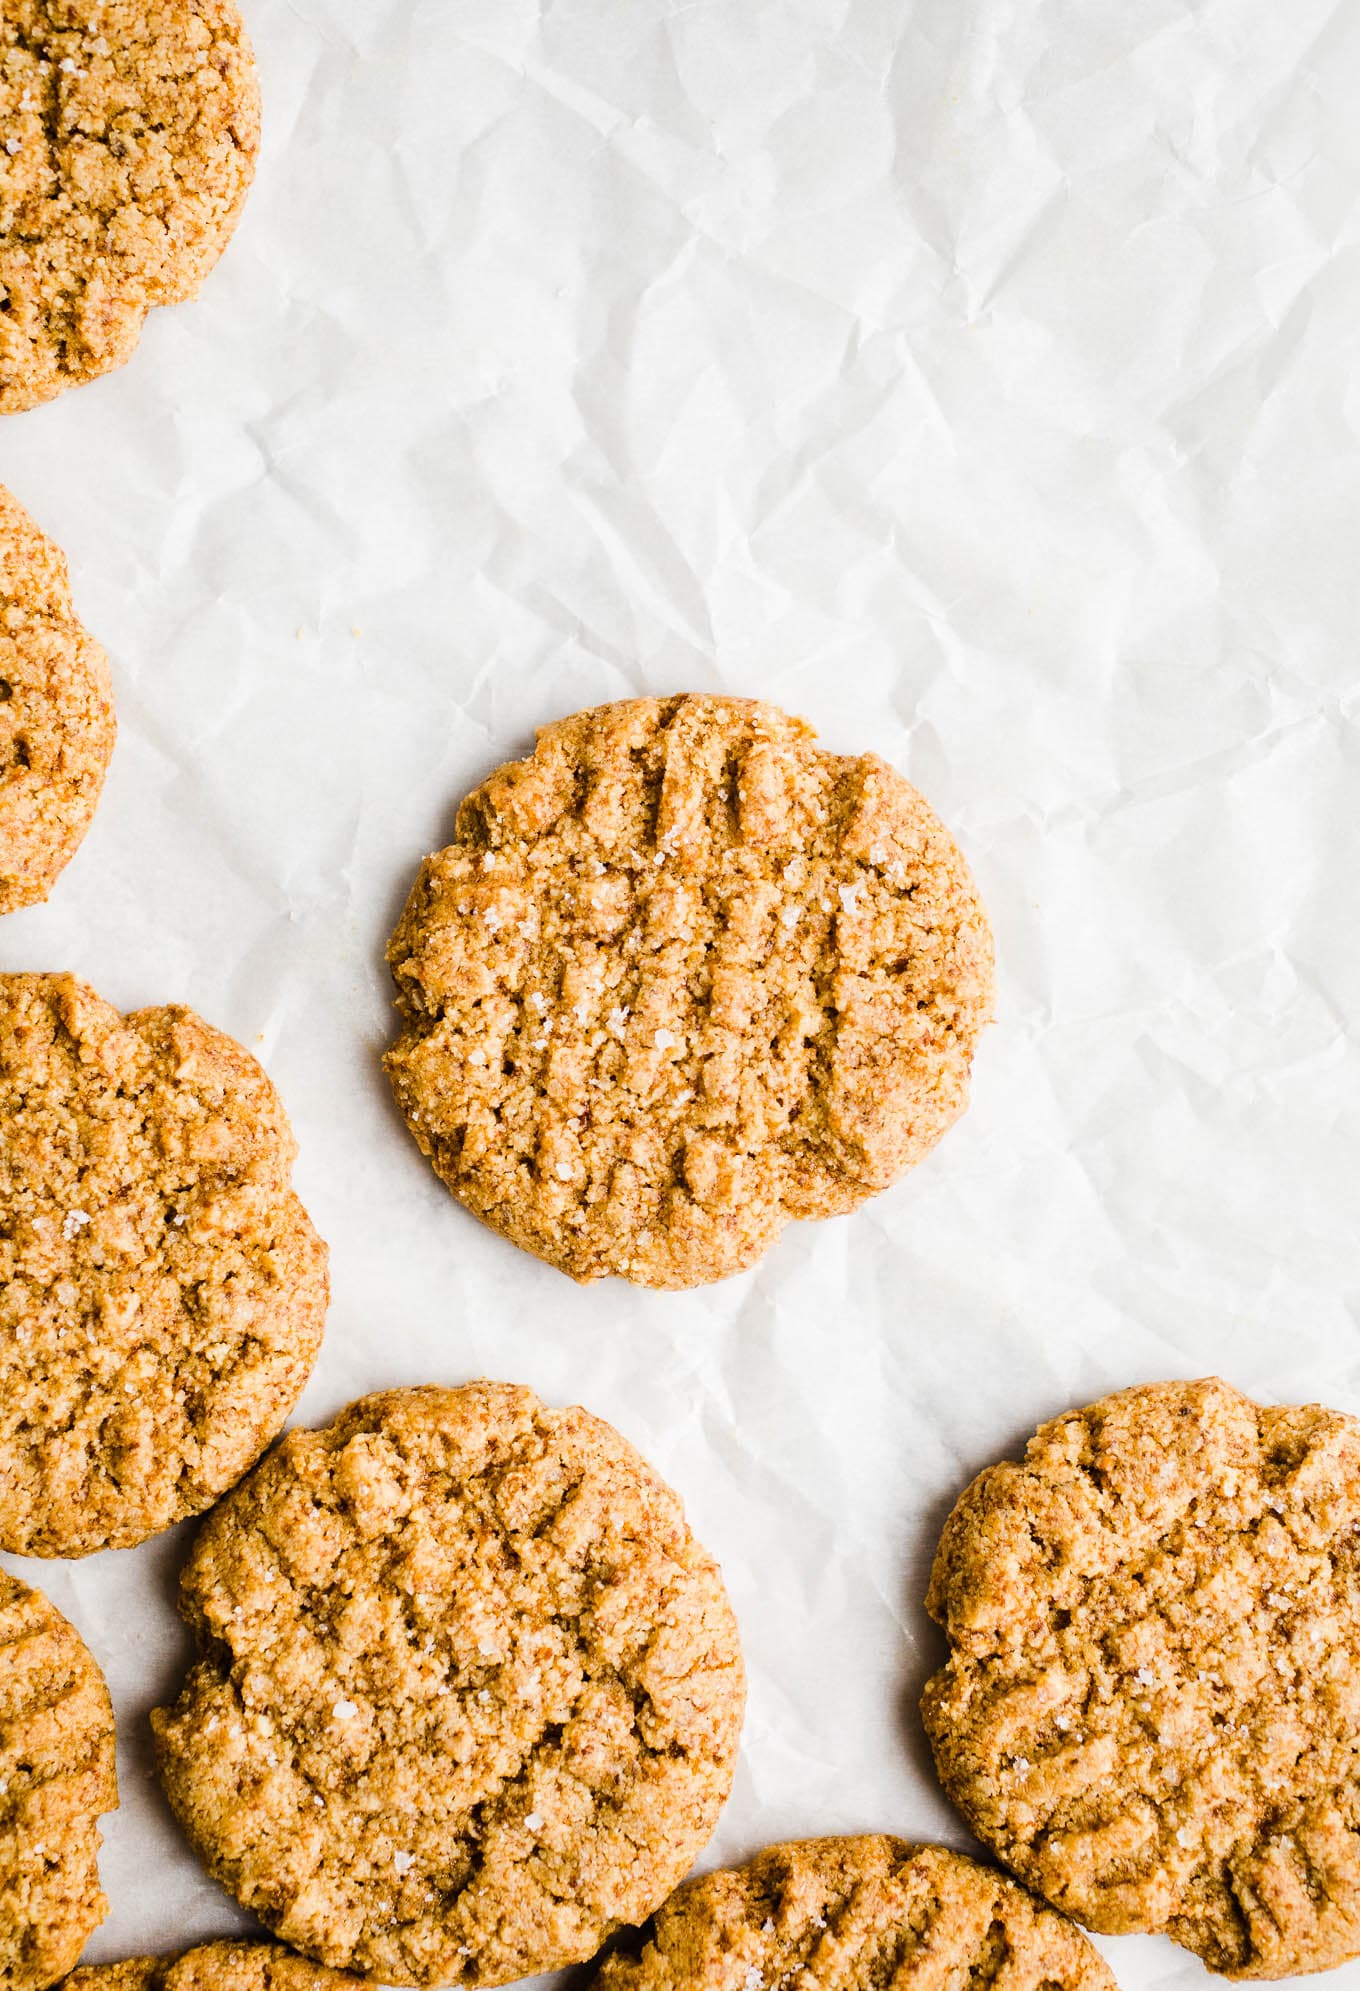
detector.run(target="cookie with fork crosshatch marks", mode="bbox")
[385,694,993,1287]
[923,1376,1360,1979]
[151,1381,746,1988]
[0,970,328,1556]
[590,1836,1116,1991]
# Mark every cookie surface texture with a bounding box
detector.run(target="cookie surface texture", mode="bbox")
[60,1940,363,1991]
[385,694,993,1287]
[0,0,260,412]
[923,1376,1360,1978]
[592,1836,1115,1991]
[0,971,328,1555]
[0,484,115,912]
[151,1381,746,1988]
[0,1568,117,1990]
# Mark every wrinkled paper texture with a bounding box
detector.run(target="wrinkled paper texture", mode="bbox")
[4,0,1360,1986]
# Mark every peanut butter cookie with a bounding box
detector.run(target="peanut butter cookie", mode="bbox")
[593,1837,1115,1991]
[923,1376,1360,1978]
[0,971,328,1555]
[0,484,114,912]
[61,1942,361,1991]
[0,0,260,412]
[1,1568,117,1990]
[152,1382,746,1987]
[386,694,993,1287]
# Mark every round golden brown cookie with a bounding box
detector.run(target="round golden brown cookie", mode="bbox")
[0,1568,117,1990]
[0,971,328,1556]
[385,694,993,1288]
[592,1836,1115,1991]
[922,1376,1360,1979]
[0,485,115,913]
[151,1382,746,1988]
[59,1940,363,1991]
[0,0,260,413]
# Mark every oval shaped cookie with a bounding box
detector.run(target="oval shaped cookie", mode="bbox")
[385,694,993,1287]
[152,1382,746,1987]
[60,1941,361,1991]
[0,0,260,412]
[922,1376,1360,1978]
[0,971,328,1556]
[0,485,115,913]
[593,1837,1115,1991]
[1,1569,117,1991]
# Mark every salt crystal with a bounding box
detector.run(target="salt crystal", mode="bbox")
[1177,1826,1195,1848]
[62,1209,91,1240]
[761,1919,775,1935]
[837,882,863,913]
[394,1849,415,1875]
[332,1698,358,1721]
[525,1811,544,1832]
[779,906,799,928]
[4,139,19,156]
[554,1162,573,1181]
[1011,1755,1030,1773]
[653,1028,678,1050]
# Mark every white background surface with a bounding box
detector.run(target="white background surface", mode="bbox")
[3,0,1360,1985]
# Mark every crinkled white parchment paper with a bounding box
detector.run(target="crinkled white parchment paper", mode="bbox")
[4,0,1360,1985]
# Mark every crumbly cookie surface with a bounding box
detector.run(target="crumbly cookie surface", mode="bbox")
[0,1568,117,1990]
[593,1836,1115,1991]
[0,0,260,412]
[61,1941,362,1991]
[0,484,115,912]
[923,1376,1360,1979]
[0,971,328,1556]
[385,694,993,1288]
[152,1382,746,1988]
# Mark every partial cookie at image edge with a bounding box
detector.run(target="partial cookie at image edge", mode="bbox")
[0,0,261,413]
[0,970,328,1556]
[59,1939,364,1991]
[591,1835,1117,1991]
[0,484,116,913]
[922,1375,1360,1980]
[0,1568,118,1991]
